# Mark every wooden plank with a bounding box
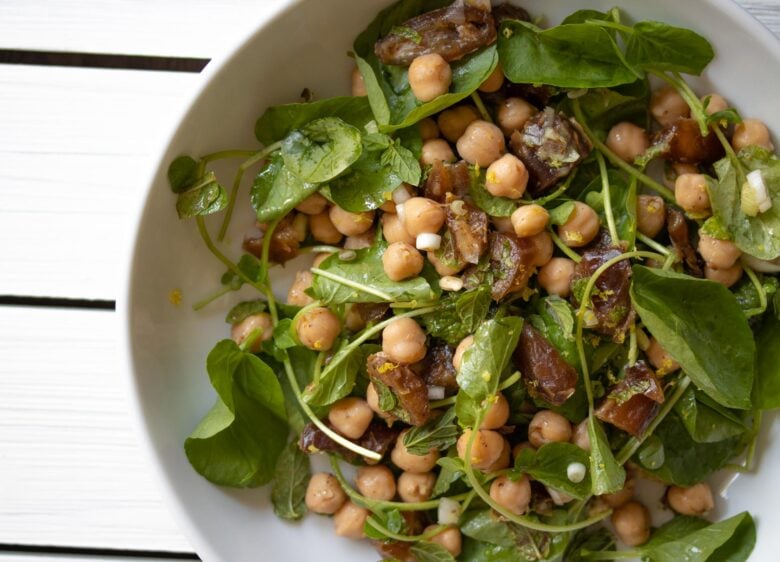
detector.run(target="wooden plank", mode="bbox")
[0,306,191,552]
[0,0,285,58]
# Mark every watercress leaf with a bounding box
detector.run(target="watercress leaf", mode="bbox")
[637,434,666,470]
[304,342,361,407]
[638,411,744,486]
[354,55,392,126]
[460,510,516,548]
[410,542,456,562]
[175,172,228,218]
[456,316,523,404]
[454,388,478,429]
[364,509,406,540]
[562,8,620,26]
[403,408,459,455]
[224,299,267,324]
[281,117,362,183]
[327,141,402,212]
[458,538,525,562]
[499,21,638,89]
[587,417,625,495]
[548,201,576,226]
[250,153,320,222]
[168,155,200,193]
[184,340,287,487]
[754,314,780,410]
[420,286,492,345]
[709,512,756,562]
[272,318,298,350]
[625,21,715,75]
[381,141,422,185]
[732,275,778,315]
[564,527,615,562]
[271,441,310,521]
[561,81,650,137]
[433,456,466,497]
[311,238,437,304]
[468,167,517,217]
[709,147,780,260]
[255,96,374,145]
[674,387,747,443]
[514,442,591,499]
[630,266,755,409]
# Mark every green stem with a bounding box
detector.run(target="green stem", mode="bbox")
[311,352,326,386]
[238,328,264,352]
[310,267,395,301]
[195,216,266,294]
[217,141,282,242]
[597,151,620,244]
[628,322,638,366]
[572,99,676,203]
[200,149,258,164]
[636,232,671,256]
[298,245,342,255]
[585,19,635,35]
[471,91,493,123]
[192,284,234,311]
[367,518,446,542]
[550,229,583,263]
[743,265,768,317]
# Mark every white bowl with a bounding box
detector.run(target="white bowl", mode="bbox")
[123,1,780,560]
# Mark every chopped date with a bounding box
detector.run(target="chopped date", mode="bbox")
[419,342,459,394]
[492,2,532,25]
[243,214,300,264]
[649,118,724,165]
[667,208,704,277]
[299,421,399,463]
[595,361,664,437]
[423,160,471,202]
[513,323,578,406]
[446,201,488,265]
[374,4,496,65]
[367,352,431,426]
[486,231,537,300]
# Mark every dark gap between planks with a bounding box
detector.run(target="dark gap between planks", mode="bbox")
[0,49,208,72]
[0,295,116,310]
[0,544,199,559]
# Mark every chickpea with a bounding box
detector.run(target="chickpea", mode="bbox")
[382,317,427,364]
[667,483,715,516]
[310,210,343,244]
[305,473,347,515]
[287,270,314,307]
[611,501,651,547]
[391,429,440,473]
[493,216,514,233]
[497,97,536,136]
[606,122,649,163]
[344,231,374,250]
[558,201,600,248]
[486,154,529,199]
[601,475,635,508]
[328,397,373,439]
[645,338,680,375]
[485,438,512,472]
[571,419,591,452]
[333,501,369,539]
[397,471,436,502]
[351,66,366,97]
[698,234,742,269]
[419,117,440,141]
[650,86,690,126]
[489,474,532,515]
[428,526,462,557]
[528,410,572,448]
[382,242,424,281]
[438,105,479,143]
[452,335,474,372]
[456,120,506,167]
[481,393,510,430]
[356,465,396,501]
[382,212,416,245]
[705,263,743,287]
[703,93,728,116]
[636,195,666,238]
[409,53,452,102]
[366,382,395,423]
[312,252,331,269]
[420,139,456,166]
[479,63,505,93]
[403,197,446,237]
[457,429,504,471]
[427,250,465,276]
[231,313,273,353]
[538,257,576,298]
[664,162,699,190]
[528,231,554,268]
[296,192,328,215]
[675,173,711,215]
[511,204,549,238]
[329,206,374,237]
[733,119,774,152]
[297,307,340,351]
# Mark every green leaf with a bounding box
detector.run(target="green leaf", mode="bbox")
[410,542,456,562]
[638,411,744,486]
[456,317,523,404]
[281,117,362,184]
[561,81,650,137]
[224,299,266,324]
[637,434,666,470]
[250,154,319,222]
[403,408,459,455]
[381,141,422,185]
[754,314,780,410]
[184,340,288,487]
[630,266,755,409]
[255,96,374,145]
[175,172,227,218]
[709,147,780,260]
[562,8,620,26]
[432,456,466,497]
[167,155,200,193]
[587,417,625,495]
[625,21,715,76]
[514,442,591,499]
[420,286,492,345]
[733,275,778,316]
[674,387,747,443]
[303,342,361,407]
[498,21,638,89]
[311,238,437,304]
[468,167,518,217]
[548,201,576,226]
[564,527,615,562]
[272,318,298,350]
[271,441,310,521]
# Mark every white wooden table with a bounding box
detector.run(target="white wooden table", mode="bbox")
[1,2,778,561]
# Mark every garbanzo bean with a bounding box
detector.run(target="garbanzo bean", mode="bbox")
[611,501,651,547]
[351,66,366,97]
[489,474,532,515]
[636,194,666,238]
[538,257,576,298]
[528,410,572,448]
[438,105,479,143]
[382,317,427,364]
[382,242,424,281]
[310,210,343,244]
[329,206,375,237]
[705,263,743,287]
[511,204,549,238]
[558,201,600,247]
[486,154,529,199]
[667,483,715,516]
[297,307,341,351]
[698,234,742,269]
[295,192,329,215]
[419,117,440,141]
[571,419,591,452]
[328,397,374,439]
[382,212,416,246]
[397,471,436,502]
[733,119,774,152]
[420,139,456,166]
[356,465,396,501]
[452,335,474,372]
[479,63,504,93]
[650,86,690,126]
[391,429,439,473]
[456,429,504,471]
[402,197,446,237]
[606,122,649,163]
[408,53,452,102]
[231,313,273,353]
[646,338,680,375]
[287,270,314,307]
[497,97,536,136]
[428,526,462,557]
[333,501,369,539]
[456,120,506,167]
[305,472,346,514]
[481,393,510,430]
[675,173,711,215]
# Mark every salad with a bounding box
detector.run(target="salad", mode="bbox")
[166,0,780,560]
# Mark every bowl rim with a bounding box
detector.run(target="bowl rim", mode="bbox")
[119,0,780,559]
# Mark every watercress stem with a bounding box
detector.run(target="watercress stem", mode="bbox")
[524,170,577,206]
[628,322,638,365]
[743,265,768,317]
[550,229,583,263]
[192,284,234,311]
[200,149,258,164]
[636,232,671,256]
[367,517,446,542]
[470,91,493,123]
[597,151,621,244]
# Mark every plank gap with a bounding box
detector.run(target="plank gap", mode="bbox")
[0,296,116,310]
[0,50,207,73]
[0,545,197,560]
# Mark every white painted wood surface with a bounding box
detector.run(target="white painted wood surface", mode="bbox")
[0,0,778,558]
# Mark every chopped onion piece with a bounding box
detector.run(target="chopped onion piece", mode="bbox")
[439,276,464,292]
[546,487,574,506]
[427,385,446,400]
[438,497,461,525]
[392,185,411,205]
[742,169,772,216]
[416,233,442,251]
[567,462,587,484]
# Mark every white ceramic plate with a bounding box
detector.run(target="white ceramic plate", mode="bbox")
[122,1,780,560]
